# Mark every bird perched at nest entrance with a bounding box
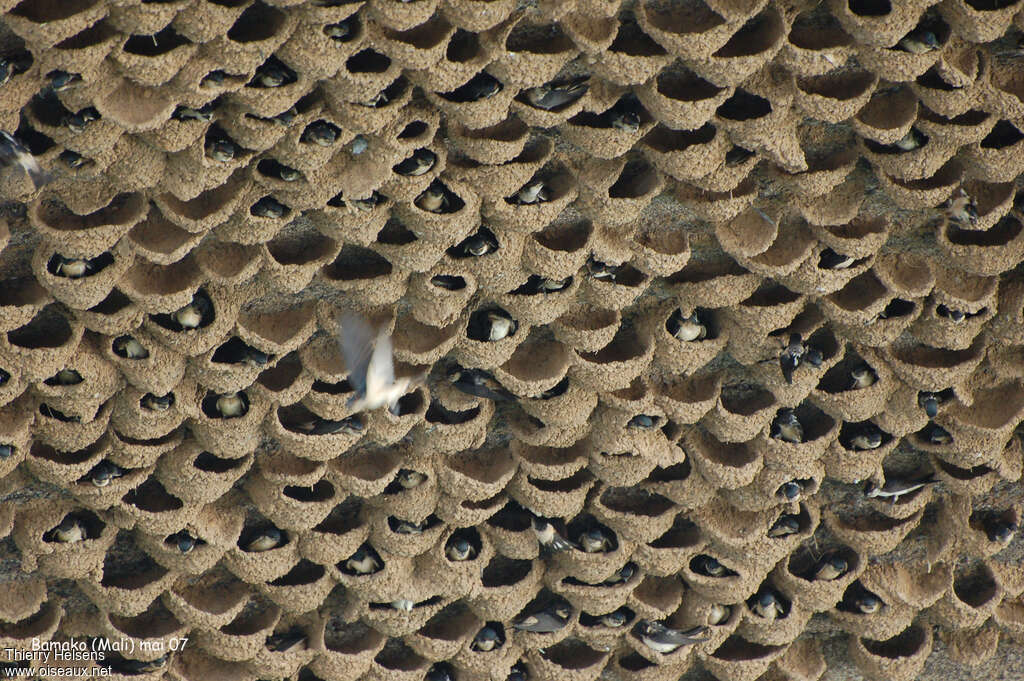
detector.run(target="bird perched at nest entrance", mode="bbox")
[778,332,823,384]
[338,313,421,414]
[634,621,709,654]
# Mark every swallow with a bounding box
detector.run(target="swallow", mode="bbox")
[471,626,503,652]
[471,309,517,342]
[749,588,785,620]
[0,52,31,86]
[848,365,877,390]
[779,333,806,384]
[45,368,83,386]
[339,313,418,414]
[445,537,475,561]
[49,254,93,279]
[391,599,414,612]
[166,530,202,554]
[215,391,248,418]
[343,545,383,575]
[250,196,289,218]
[244,528,283,552]
[943,188,978,225]
[725,146,755,166]
[112,335,149,359]
[842,582,884,614]
[509,178,550,205]
[627,414,658,429]
[510,274,571,295]
[258,159,301,182]
[0,443,14,459]
[844,423,884,450]
[599,609,631,628]
[199,69,227,89]
[512,603,572,633]
[360,88,390,108]
[984,517,1017,544]
[394,148,437,177]
[533,517,575,552]
[507,662,527,681]
[667,308,707,341]
[39,403,80,423]
[266,631,306,653]
[1,130,49,188]
[602,563,636,586]
[86,460,125,487]
[415,181,451,213]
[251,60,293,88]
[289,414,364,436]
[771,408,803,444]
[141,393,174,411]
[819,248,856,270]
[768,514,801,538]
[604,97,642,133]
[44,515,86,543]
[62,108,100,133]
[450,228,499,258]
[110,655,169,674]
[426,663,454,681]
[323,19,356,42]
[578,528,613,554]
[923,423,953,445]
[205,138,236,162]
[936,303,976,322]
[863,474,935,501]
[301,121,340,146]
[587,257,620,282]
[442,72,503,102]
[896,27,940,54]
[892,128,927,152]
[349,135,369,156]
[448,367,515,401]
[522,76,589,111]
[58,150,92,169]
[776,480,804,503]
[708,604,731,625]
[635,621,709,654]
[42,70,82,94]
[392,469,426,491]
[391,517,428,535]
[211,337,271,366]
[691,555,736,578]
[918,391,940,418]
[810,553,849,581]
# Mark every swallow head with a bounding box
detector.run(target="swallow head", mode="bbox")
[398,469,426,489]
[53,256,92,279]
[205,138,235,162]
[850,365,877,389]
[768,514,801,538]
[200,69,226,88]
[925,423,953,445]
[215,391,248,418]
[777,481,803,502]
[627,414,657,429]
[579,528,611,553]
[471,626,501,651]
[708,604,731,625]
[47,515,85,543]
[141,393,174,411]
[113,336,148,359]
[446,537,474,561]
[608,109,640,133]
[323,19,355,41]
[301,121,340,146]
[485,311,516,341]
[245,528,283,552]
[667,308,706,342]
[813,554,848,581]
[986,518,1017,544]
[856,591,883,614]
[251,196,289,219]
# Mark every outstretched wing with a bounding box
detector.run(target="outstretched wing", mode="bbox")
[0,131,50,188]
[365,326,395,399]
[339,313,376,396]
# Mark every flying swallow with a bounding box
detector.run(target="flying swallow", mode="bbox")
[512,602,572,633]
[522,76,589,111]
[707,604,732,625]
[771,408,803,444]
[863,474,935,501]
[113,335,149,359]
[844,423,885,451]
[667,309,706,341]
[0,443,14,459]
[627,414,658,429]
[984,516,1017,544]
[323,19,355,41]
[140,393,174,411]
[86,460,125,487]
[338,313,419,414]
[725,146,755,166]
[634,621,709,654]
[533,517,574,552]
[776,480,804,503]
[509,179,550,205]
[244,528,283,552]
[301,121,340,146]
[842,582,884,614]
[343,545,383,575]
[578,528,613,554]
[166,530,202,554]
[58,150,92,169]
[251,196,289,218]
[768,514,801,538]
[691,555,736,578]
[45,515,86,543]
[393,148,437,176]
[943,188,978,226]
[470,626,503,652]
[749,589,785,620]
[1,130,50,188]
[819,248,856,270]
[810,554,849,581]
[896,28,940,54]
[266,631,306,653]
[442,72,503,102]
[450,228,499,258]
[205,138,236,162]
[848,365,877,390]
[415,181,451,213]
[445,537,475,561]
[448,366,516,401]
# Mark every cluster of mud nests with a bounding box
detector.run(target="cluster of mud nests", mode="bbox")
[2,0,1024,680]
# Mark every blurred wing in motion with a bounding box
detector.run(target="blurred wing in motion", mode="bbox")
[0,131,50,188]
